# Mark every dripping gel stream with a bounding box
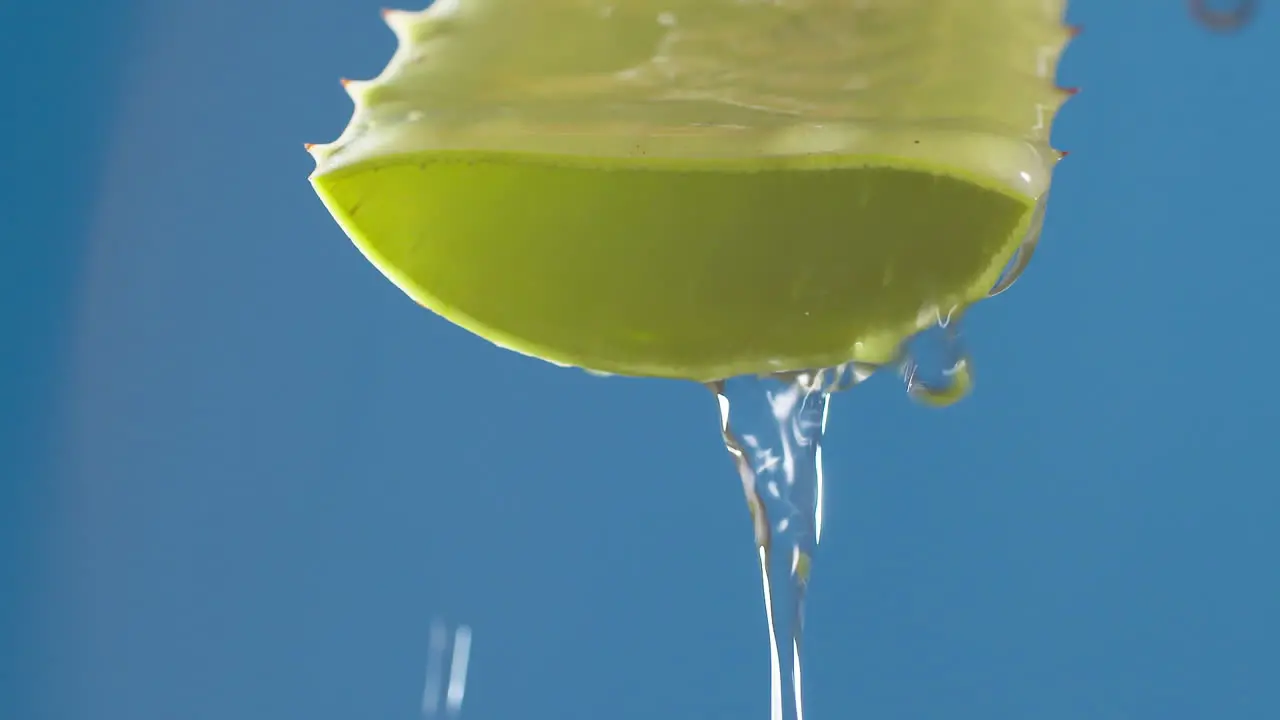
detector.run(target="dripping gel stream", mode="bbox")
[707,317,970,720]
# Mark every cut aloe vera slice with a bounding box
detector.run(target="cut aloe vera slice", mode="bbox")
[309,0,1072,381]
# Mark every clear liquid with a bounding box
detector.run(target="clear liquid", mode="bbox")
[708,318,970,720]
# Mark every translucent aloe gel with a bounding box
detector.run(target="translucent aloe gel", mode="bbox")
[308,1,1073,716]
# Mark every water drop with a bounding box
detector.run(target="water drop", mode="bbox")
[988,192,1048,299]
[422,619,473,718]
[901,308,973,407]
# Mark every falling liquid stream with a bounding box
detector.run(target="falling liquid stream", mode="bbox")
[708,319,971,720]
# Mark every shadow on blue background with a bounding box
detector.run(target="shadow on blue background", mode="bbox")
[6,2,1280,719]
[3,2,138,716]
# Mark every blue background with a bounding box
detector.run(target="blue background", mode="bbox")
[6,2,1279,718]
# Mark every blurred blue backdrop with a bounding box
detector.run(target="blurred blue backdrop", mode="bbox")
[5,1,1280,719]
